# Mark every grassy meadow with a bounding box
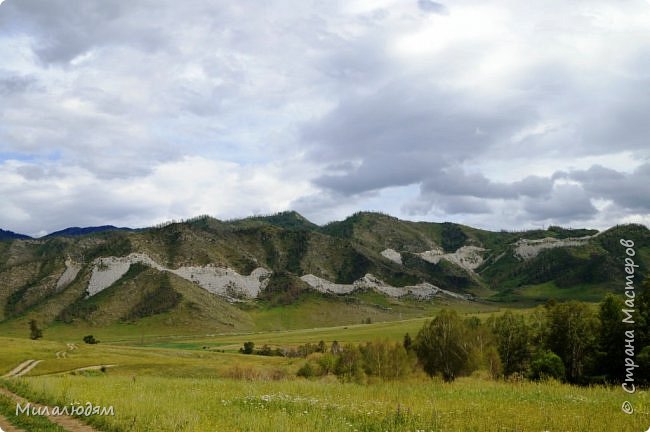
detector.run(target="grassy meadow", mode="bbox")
[4,374,648,432]
[0,310,648,432]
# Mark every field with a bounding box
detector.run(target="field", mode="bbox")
[0,313,649,432]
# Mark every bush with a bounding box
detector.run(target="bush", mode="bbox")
[29,320,42,340]
[318,353,337,375]
[335,345,366,383]
[83,335,99,344]
[297,362,315,378]
[360,340,413,380]
[240,341,255,354]
[530,350,565,381]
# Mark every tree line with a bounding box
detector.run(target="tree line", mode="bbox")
[414,284,649,384]
[240,279,649,385]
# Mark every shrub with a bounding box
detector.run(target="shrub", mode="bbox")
[83,335,99,344]
[297,362,315,378]
[240,341,255,354]
[530,350,565,381]
[335,345,366,383]
[29,320,42,340]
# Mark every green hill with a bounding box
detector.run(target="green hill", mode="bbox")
[0,212,648,335]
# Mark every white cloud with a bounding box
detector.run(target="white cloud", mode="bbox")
[0,0,648,234]
[0,156,317,236]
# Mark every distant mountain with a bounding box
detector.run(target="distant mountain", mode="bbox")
[44,225,133,238]
[0,211,648,332]
[0,229,31,241]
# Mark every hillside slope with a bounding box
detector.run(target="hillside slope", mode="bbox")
[1,212,648,333]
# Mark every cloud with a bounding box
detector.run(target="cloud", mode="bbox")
[0,0,649,233]
[421,169,553,200]
[564,163,650,212]
[0,157,316,236]
[417,0,448,15]
[522,184,598,222]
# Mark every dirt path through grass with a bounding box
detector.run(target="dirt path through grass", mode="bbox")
[0,412,26,432]
[0,387,101,432]
[1,360,41,378]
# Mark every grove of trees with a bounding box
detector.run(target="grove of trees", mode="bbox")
[287,279,650,385]
[414,280,650,384]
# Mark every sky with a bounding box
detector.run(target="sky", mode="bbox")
[0,0,649,237]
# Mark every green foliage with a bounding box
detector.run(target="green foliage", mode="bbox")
[240,341,255,354]
[403,333,413,351]
[259,271,311,306]
[57,300,99,324]
[297,361,315,378]
[488,311,531,376]
[284,230,309,273]
[334,246,371,284]
[637,279,650,349]
[529,350,565,380]
[85,234,132,261]
[440,223,468,252]
[359,340,412,380]
[29,319,43,340]
[294,344,381,380]
[546,226,599,238]
[415,310,472,381]
[124,273,182,321]
[5,284,32,318]
[83,334,99,344]
[596,294,626,381]
[544,301,598,383]
[637,345,650,386]
[400,252,474,290]
[334,344,366,383]
[318,353,336,374]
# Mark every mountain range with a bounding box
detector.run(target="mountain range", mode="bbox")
[1,211,648,334]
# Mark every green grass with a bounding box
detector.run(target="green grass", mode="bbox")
[247,293,496,332]
[0,336,296,379]
[6,374,648,432]
[1,308,648,432]
[0,393,66,431]
[513,281,613,303]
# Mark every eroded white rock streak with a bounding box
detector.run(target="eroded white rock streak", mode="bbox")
[300,274,356,295]
[380,248,402,265]
[55,259,82,292]
[418,246,486,272]
[300,273,469,300]
[513,235,596,260]
[87,253,270,299]
[173,266,271,298]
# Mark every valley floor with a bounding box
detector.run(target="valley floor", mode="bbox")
[0,317,648,431]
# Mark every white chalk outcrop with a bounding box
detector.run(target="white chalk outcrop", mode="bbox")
[86,252,471,302]
[87,253,271,300]
[418,246,486,272]
[300,274,356,295]
[513,235,597,260]
[380,248,402,265]
[88,256,134,296]
[55,259,82,292]
[173,266,271,298]
[301,272,469,300]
